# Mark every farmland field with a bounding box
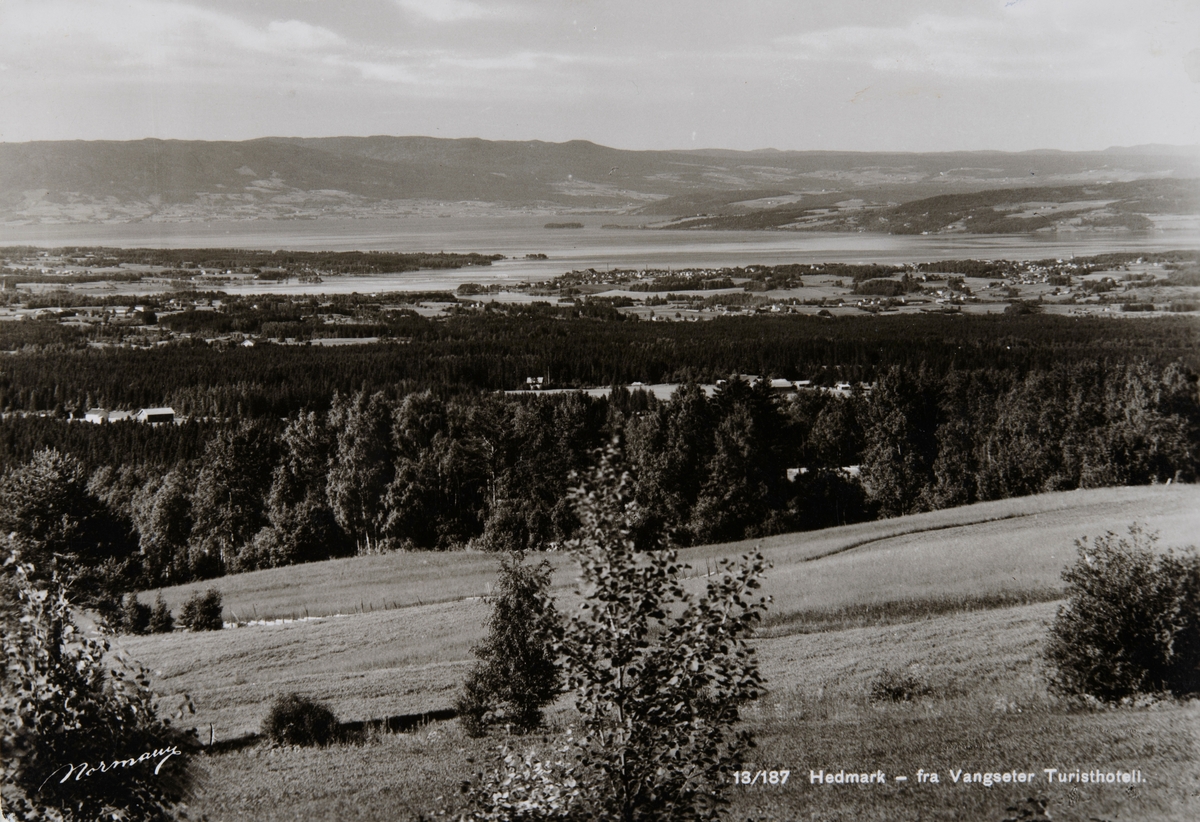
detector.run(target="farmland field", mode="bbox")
[113,485,1200,820]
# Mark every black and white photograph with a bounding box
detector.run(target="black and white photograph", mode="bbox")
[2,1,1199,820]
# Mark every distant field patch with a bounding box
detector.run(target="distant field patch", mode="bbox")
[757,588,1063,636]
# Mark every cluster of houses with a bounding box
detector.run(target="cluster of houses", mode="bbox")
[765,378,871,397]
[554,266,734,288]
[82,407,175,424]
[518,377,873,398]
[16,305,156,325]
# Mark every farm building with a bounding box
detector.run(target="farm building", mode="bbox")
[83,407,175,424]
[136,407,175,424]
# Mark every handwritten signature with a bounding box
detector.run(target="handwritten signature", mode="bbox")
[39,746,182,791]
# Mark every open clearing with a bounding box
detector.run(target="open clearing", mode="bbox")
[117,484,1200,820]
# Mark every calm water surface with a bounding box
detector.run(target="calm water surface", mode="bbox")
[3,216,1197,294]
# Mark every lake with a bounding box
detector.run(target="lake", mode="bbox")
[2,215,1197,294]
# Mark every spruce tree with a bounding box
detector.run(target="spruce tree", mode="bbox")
[456,551,561,736]
[148,592,175,633]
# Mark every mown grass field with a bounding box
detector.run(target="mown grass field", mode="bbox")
[174,603,1200,822]
[117,485,1200,821]
[143,485,1197,622]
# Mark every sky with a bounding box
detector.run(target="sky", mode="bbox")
[1,0,1198,152]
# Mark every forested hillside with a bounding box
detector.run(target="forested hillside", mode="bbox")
[0,315,1195,613]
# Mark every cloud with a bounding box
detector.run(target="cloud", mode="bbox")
[325,48,611,97]
[392,0,493,23]
[781,17,1007,76]
[439,51,595,73]
[338,58,420,85]
[776,8,1195,82]
[265,20,346,51]
[0,1,346,77]
[2,0,1195,149]
[0,0,537,91]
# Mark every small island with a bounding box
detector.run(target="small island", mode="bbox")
[544,221,584,229]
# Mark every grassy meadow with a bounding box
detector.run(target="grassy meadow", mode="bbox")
[116,484,1200,821]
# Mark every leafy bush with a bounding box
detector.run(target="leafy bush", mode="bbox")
[1044,525,1200,701]
[869,666,932,703]
[455,443,770,821]
[458,736,584,821]
[148,592,175,633]
[260,693,339,747]
[564,443,768,821]
[456,551,560,736]
[178,588,223,631]
[1,555,196,821]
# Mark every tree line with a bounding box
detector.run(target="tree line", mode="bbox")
[1,355,1195,608]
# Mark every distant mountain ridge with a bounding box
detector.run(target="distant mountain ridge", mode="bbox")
[1,136,1197,228]
[665,178,1200,234]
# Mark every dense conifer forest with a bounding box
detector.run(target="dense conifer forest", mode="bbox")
[0,309,1195,613]
[0,312,1196,417]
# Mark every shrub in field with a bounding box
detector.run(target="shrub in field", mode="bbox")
[93,593,151,637]
[1,555,196,822]
[119,592,152,635]
[148,592,175,633]
[869,666,932,703]
[178,587,224,631]
[1044,524,1200,701]
[456,551,561,736]
[457,443,769,821]
[261,693,340,747]
[567,443,769,821]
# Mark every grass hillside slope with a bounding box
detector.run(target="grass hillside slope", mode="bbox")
[141,484,1200,621]
[105,485,1200,820]
[122,485,1199,742]
[162,596,1200,821]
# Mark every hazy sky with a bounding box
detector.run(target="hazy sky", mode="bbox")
[2,0,1198,151]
